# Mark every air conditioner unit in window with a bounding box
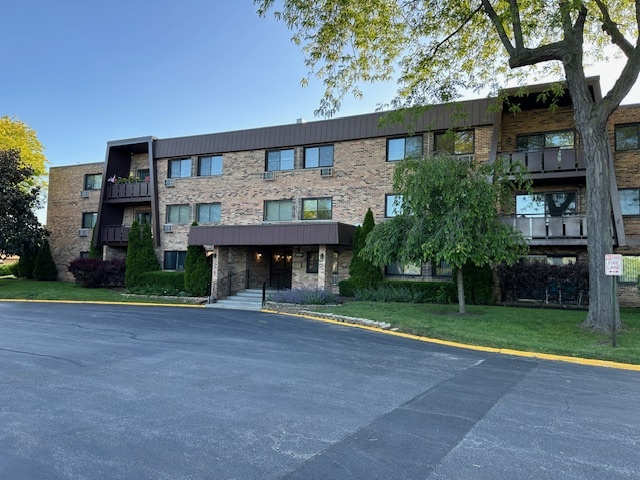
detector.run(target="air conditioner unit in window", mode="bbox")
[78,228,90,237]
[80,190,90,198]
[262,171,275,181]
[163,224,174,233]
[457,154,474,162]
[320,167,333,177]
[164,178,175,187]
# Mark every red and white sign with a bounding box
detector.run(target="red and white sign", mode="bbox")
[605,254,623,276]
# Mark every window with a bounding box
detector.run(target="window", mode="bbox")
[547,256,577,266]
[79,251,90,259]
[266,149,294,171]
[434,130,474,155]
[84,174,102,190]
[197,203,221,223]
[332,252,339,274]
[615,124,640,151]
[136,211,151,225]
[302,198,332,220]
[307,251,319,273]
[169,158,192,178]
[164,251,187,271]
[137,168,150,181]
[433,260,453,277]
[385,263,421,275]
[622,256,640,283]
[82,212,97,228]
[387,136,422,162]
[167,204,190,224]
[516,192,577,217]
[198,155,223,176]
[264,200,293,222]
[385,194,404,217]
[516,130,574,151]
[619,189,640,215]
[304,145,334,168]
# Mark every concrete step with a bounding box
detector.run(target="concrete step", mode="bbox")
[206,300,263,311]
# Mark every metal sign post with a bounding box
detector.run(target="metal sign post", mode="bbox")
[605,254,623,348]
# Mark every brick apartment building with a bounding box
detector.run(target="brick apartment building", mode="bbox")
[46,77,640,304]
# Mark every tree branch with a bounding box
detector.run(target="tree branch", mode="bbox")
[508,41,567,68]
[594,0,635,57]
[597,49,640,119]
[508,0,524,50]
[430,5,483,58]
[480,0,516,56]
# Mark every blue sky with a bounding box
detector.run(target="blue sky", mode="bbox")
[3,0,640,175]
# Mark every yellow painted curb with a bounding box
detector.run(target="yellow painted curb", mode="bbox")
[262,309,640,372]
[0,299,205,308]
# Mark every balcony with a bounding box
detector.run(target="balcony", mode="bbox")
[501,214,587,246]
[498,148,585,181]
[100,225,130,246]
[105,182,151,201]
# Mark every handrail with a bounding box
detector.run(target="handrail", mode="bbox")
[262,281,267,306]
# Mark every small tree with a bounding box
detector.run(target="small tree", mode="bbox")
[349,208,382,290]
[16,243,38,279]
[89,227,102,259]
[125,220,160,289]
[362,154,530,314]
[185,223,212,297]
[33,239,57,281]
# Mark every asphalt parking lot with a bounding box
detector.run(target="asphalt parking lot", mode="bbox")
[1,302,639,479]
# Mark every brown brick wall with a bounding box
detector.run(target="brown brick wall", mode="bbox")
[47,163,104,281]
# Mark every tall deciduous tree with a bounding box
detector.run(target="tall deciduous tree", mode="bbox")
[0,116,47,186]
[256,0,640,332]
[362,155,530,314]
[0,149,44,258]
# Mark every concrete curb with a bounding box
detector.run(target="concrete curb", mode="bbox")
[0,299,205,308]
[262,309,640,372]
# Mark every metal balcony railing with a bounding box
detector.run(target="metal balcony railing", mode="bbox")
[501,214,587,239]
[105,182,151,200]
[101,225,130,245]
[498,148,585,175]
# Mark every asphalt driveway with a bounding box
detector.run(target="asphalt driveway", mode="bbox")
[0,302,639,479]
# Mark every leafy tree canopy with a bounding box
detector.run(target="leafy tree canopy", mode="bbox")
[0,149,45,258]
[362,155,531,312]
[0,116,47,185]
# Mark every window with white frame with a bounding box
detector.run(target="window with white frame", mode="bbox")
[164,251,187,271]
[168,158,192,178]
[615,124,640,151]
[619,189,640,215]
[197,203,221,224]
[82,212,97,228]
[198,155,223,176]
[166,204,190,224]
[304,145,334,168]
[387,136,422,162]
[264,200,293,221]
[266,149,294,171]
[434,130,474,155]
[302,198,332,220]
[385,194,403,217]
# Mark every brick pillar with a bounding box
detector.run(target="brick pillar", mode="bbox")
[317,245,333,290]
[211,246,229,300]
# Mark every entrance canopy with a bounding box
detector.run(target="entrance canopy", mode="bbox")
[188,222,356,247]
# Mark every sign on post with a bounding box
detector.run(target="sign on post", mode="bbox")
[605,254,623,276]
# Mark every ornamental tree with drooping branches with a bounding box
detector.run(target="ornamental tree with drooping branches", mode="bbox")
[256,0,640,332]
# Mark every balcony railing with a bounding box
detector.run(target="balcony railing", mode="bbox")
[498,148,585,175]
[105,182,151,200]
[501,214,587,239]
[101,225,130,246]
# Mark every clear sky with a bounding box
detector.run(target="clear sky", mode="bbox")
[3,0,640,175]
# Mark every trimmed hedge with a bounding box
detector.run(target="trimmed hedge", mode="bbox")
[68,258,126,288]
[133,271,187,296]
[268,288,340,305]
[0,263,18,276]
[338,279,356,297]
[355,280,456,304]
[457,264,495,305]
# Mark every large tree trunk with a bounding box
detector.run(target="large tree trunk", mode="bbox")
[457,267,466,314]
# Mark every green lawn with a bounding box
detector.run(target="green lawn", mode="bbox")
[0,278,199,305]
[307,302,640,365]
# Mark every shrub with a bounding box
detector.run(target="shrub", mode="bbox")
[349,208,382,289]
[339,279,356,297]
[17,244,37,279]
[268,288,340,305]
[0,264,14,276]
[355,281,456,304]
[33,240,58,281]
[68,258,126,288]
[125,221,160,289]
[130,271,187,296]
[184,225,211,296]
[456,264,494,305]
